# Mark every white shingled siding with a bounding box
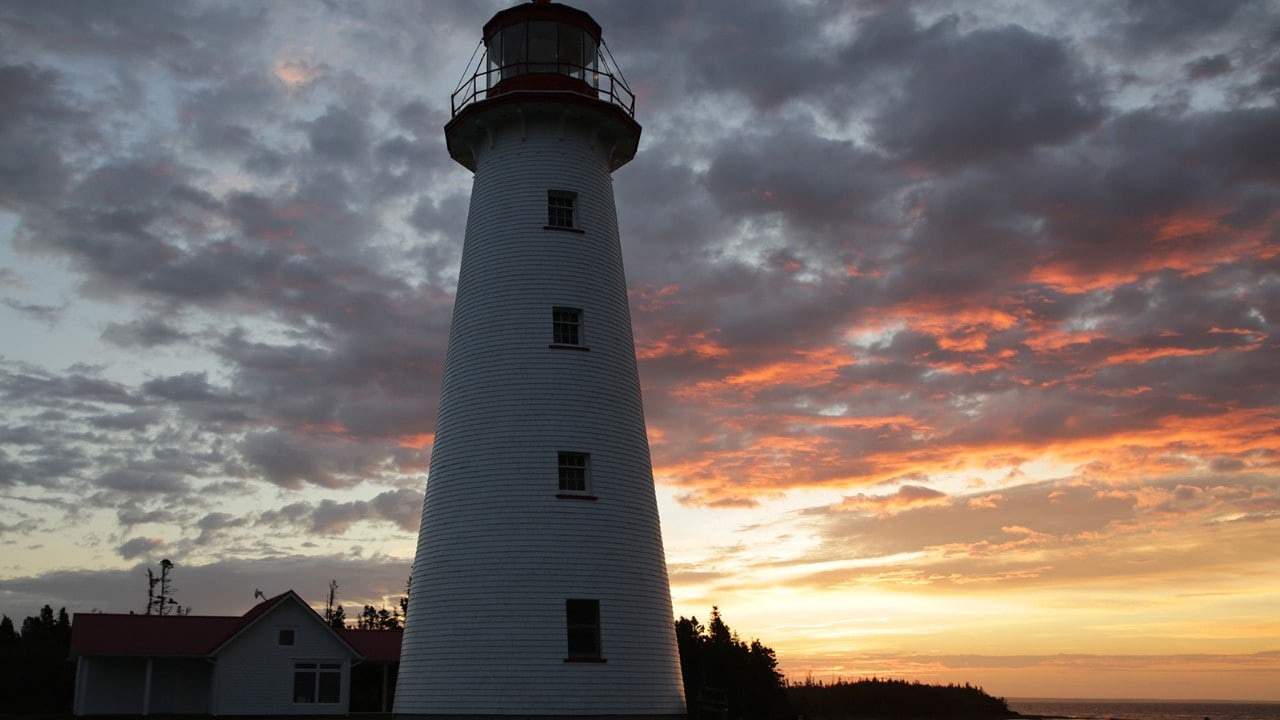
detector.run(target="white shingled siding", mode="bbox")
[145,658,212,714]
[75,657,147,715]
[397,109,685,718]
[73,657,212,716]
[211,600,352,716]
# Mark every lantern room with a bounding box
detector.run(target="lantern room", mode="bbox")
[484,2,600,90]
[446,1,639,171]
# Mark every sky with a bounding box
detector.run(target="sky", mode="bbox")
[1,0,1279,703]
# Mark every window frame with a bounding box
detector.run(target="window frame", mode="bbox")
[564,598,604,662]
[545,190,582,233]
[293,661,342,704]
[550,306,586,349]
[557,451,594,498]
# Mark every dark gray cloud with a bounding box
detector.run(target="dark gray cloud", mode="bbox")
[704,131,895,232]
[1186,53,1234,80]
[1117,0,1260,51]
[117,536,164,560]
[101,313,190,348]
[308,105,371,163]
[2,297,60,326]
[0,62,85,208]
[239,430,363,490]
[873,23,1103,168]
[309,488,423,535]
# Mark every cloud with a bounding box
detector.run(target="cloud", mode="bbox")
[238,430,372,490]
[833,485,949,513]
[1114,0,1262,51]
[117,536,165,560]
[2,298,61,326]
[102,314,190,347]
[309,488,423,535]
[0,62,86,208]
[1186,54,1233,80]
[873,23,1103,168]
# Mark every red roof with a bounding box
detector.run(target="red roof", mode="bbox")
[70,590,401,662]
[340,629,402,662]
[70,591,299,657]
[70,613,243,657]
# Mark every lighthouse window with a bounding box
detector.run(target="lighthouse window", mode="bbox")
[552,307,582,345]
[490,22,595,81]
[500,26,526,80]
[529,21,557,72]
[558,452,590,493]
[565,599,602,659]
[559,25,586,77]
[547,191,576,228]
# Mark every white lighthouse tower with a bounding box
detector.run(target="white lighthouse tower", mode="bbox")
[395,2,685,719]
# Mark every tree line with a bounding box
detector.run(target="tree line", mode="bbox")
[788,677,1016,719]
[0,605,75,713]
[674,609,1015,720]
[322,578,409,630]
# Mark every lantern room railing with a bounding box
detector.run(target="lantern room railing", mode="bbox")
[451,58,636,118]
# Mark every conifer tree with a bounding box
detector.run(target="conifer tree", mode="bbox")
[0,615,18,645]
[675,607,789,720]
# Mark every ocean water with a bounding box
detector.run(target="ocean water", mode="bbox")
[1007,699,1280,720]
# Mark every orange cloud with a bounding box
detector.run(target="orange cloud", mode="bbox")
[655,396,1278,506]
[723,346,849,388]
[833,484,949,513]
[636,330,728,361]
[397,433,434,449]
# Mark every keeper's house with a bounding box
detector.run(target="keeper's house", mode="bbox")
[69,590,401,716]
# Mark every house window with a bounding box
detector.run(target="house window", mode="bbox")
[552,307,581,346]
[558,452,589,493]
[278,628,295,646]
[293,662,342,704]
[547,191,576,228]
[565,599,602,660]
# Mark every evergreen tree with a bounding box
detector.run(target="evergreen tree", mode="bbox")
[20,605,57,645]
[329,604,347,630]
[4,605,74,713]
[676,607,789,720]
[56,607,71,647]
[0,615,18,645]
[357,605,378,630]
[376,607,395,630]
[354,601,402,630]
[400,575,411,619]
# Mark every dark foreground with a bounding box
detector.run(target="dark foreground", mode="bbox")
[4,680,1018,720]
[788,678,1021,719]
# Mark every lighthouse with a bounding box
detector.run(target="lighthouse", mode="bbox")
[395,3,686,719]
